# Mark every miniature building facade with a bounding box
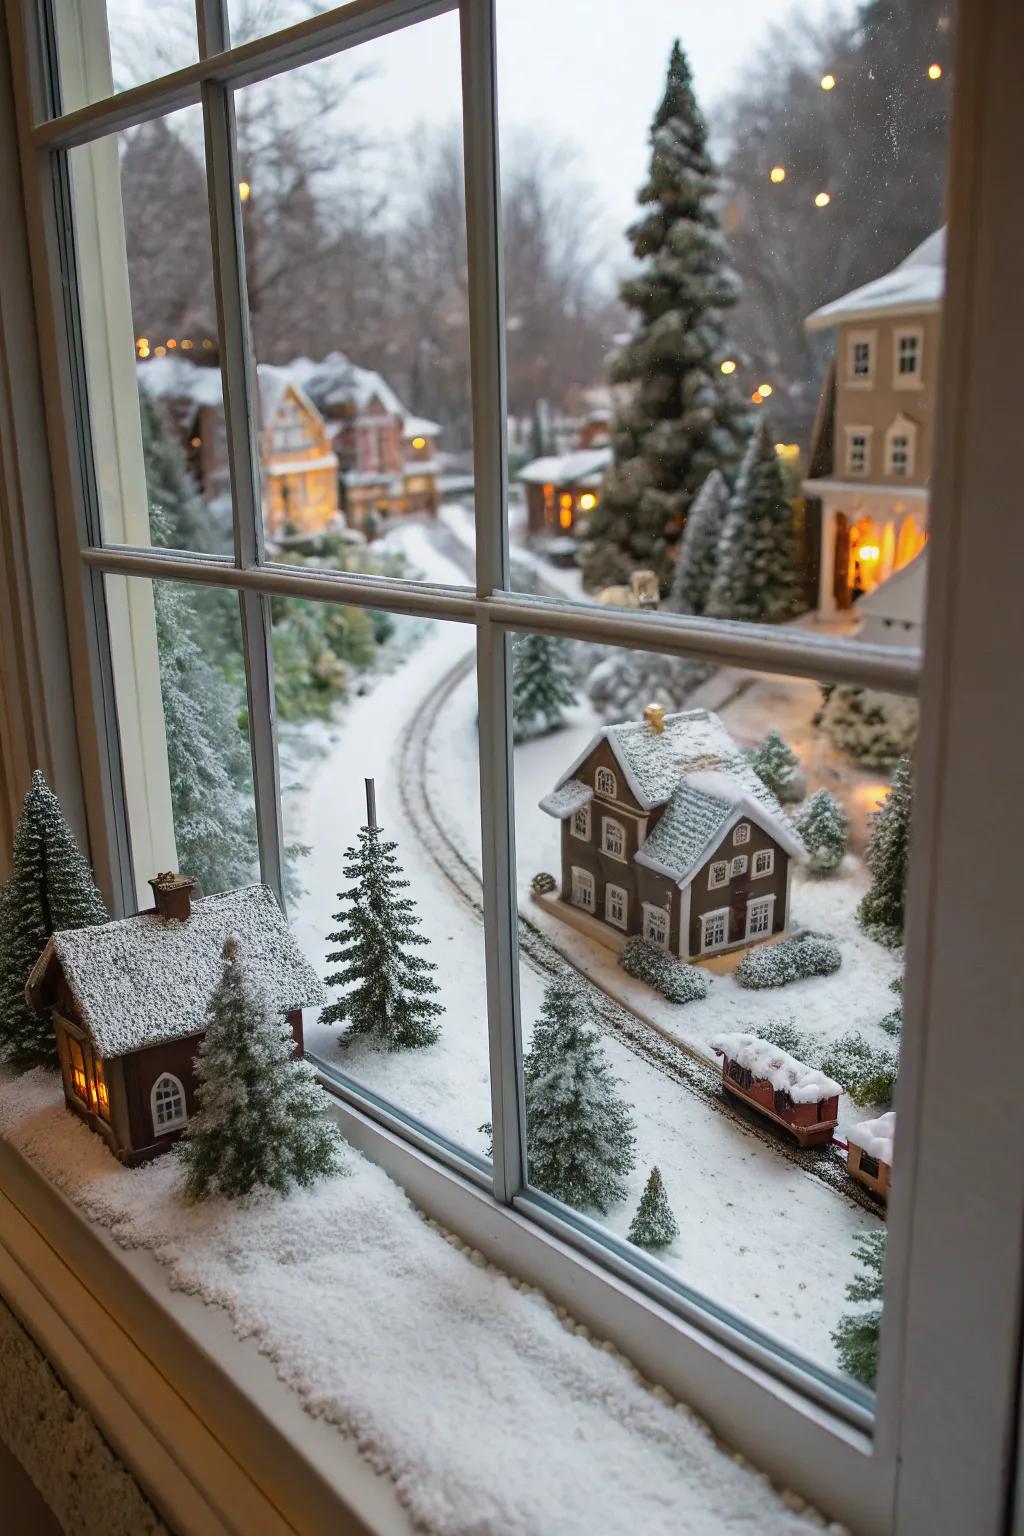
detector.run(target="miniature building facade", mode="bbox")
[518,447,612,538]
[27,878,326,1166]
[803,229,941,615]
[712,1033,841,1148]
[540,709,802,961]
[847,1111,894,1199]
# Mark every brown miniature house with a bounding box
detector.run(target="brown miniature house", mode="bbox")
[846,1111,894,1199]
[539,707,803,962]
[711,1033,841,1148]
[27,875,326,1166]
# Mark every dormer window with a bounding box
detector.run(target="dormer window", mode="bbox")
[595,767,617,798]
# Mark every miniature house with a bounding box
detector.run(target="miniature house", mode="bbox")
[518,446,612,538]
[27,875,326,1166]
[711,1033,841,1149]
[846,1110,895,1199]
[539,707,803,961]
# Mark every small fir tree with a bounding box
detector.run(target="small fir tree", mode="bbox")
[748,726,805,803]
[706,421,805,624]
[628,1166,679,1250]
[0,771,108,1069]
[180,938,344,1201]
[831,1230,886,1388]
[879,975,903,1039]
[665,469,730,616]
[797,789,850,874]
[858,757,913,947]
[581,42,746,594]
[524,971,636,1213]
[321,783,443,1050]
[511,632,576,742]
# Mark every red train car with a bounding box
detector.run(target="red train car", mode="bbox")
[712,1032,841,1149]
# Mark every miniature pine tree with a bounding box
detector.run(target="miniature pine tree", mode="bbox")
[858,757,913,948]
[628,1166,680,1250]
[524,971,636,1213]
[180,938,344,1201]
[879,975,903,1039]
[321,783,443,1049]
[580,42,746,595]
[748,727,805,803]
[140,385,225,553]
[705,420,805,624]
[511,632,576,742]
[665,469,730,616]
[831,1229,886,1388]
[0,771,108,1069]
[796,789,850,874]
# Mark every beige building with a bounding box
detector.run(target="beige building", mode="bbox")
[803,230,942,616]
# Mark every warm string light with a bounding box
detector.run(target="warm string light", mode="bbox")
[927,62,943,79]
[820,72,836,90]
[815,191,832,208]
[757,382,773,398]
[751,390,764,405]
[411,435,426,449]
[579,492,597,511]
[719,358,737,375]
[769,165,786,183]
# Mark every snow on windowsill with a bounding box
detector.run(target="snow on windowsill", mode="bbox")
[0,1069,844,1536]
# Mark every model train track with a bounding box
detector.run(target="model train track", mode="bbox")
[395,610,882,1219]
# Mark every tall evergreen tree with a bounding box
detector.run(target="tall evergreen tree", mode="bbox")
[321,790,443,1049]
[524,971,635,1213]
[664,468,730,616]
[512,632,576,742]
[706,420,805,623]
[139,386,226,554]
[0,772,108,1069]
[180,937,344,1201]
[581,42,747,595]
[858,757,913,947]
[831,1229,886,1387]
[628,1166,680,1250]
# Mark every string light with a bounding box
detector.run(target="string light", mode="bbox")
[136,336,148,349]
[166,338,177,348]
[190,435,201,448]
[769,166,786,183]
[815,191,832,208]
[154,345,167,357]
[181,338,194,349]
[238,180,251,201]
[751,390,764,404]
[720,359,737,375]
[757,383,773,397]
[820,73,836,90]
[579,492,597,511]
[927,62,942,79]
[202,339,215,349]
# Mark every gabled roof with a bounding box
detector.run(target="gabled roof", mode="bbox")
[137,356,327,433]
[517,448,612,486]
[635,772,802,885]
[29,885,325,1059]
[805,228,945,332]
[404,414,442,440]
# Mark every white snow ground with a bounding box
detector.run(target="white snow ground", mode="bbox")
[0,1068,844,1536]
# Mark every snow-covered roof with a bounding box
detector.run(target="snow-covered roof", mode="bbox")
[849,1111,896,1166]
[137,356,328,434]
[635,773,802,886]
[711,1033,842,1105]
[805,228,945,331]
[31,885,326,1058]
[265,453,339,476]
[517,448,612,486]
[856,552,926,626]
[538,779,594,819]
[404,415,441,439]
[295,350,408,421]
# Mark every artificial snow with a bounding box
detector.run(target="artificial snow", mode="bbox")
[538,778,594,819]
[848,1111,895,1167]
[711,1034,843,1105]
[0,1069,836,1536]
[805,227,944,330]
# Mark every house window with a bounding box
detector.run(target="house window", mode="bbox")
[847,331,875,382]
[570,867,595,913]
[886,418,917,477]
[846,430,870,476]
[732,823,750,845]
[731,854,748,878]
[151,1074,188,1135]
[67,1036,88,1105]
[701,909,730,952]
[728,1061,753,1090]
[859,1152,881,1178]
[745,895,775,939]
[602,818,626,859]
[595,767,617,798]
[605,883,628,929]
[753,849,774,879]
[894,329,923,385]
[642,904,669,948]
[571,804,591,840]
[708,860,729,890]
[93,1058,111,1122]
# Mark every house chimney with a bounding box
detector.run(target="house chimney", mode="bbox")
[149,872,197,921]
[644,702,666,735]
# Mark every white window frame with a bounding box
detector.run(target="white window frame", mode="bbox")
[594,766,617,798]
[745,893,775,940]
[708,859,729,890]
[150,1072,188,1135]
[700,907,730,954]
[601,816,626,860]
[886,416,918,478]
[570,804,590,841]
[732,822,750,845]
[893,326,924,389]
[642,902,669,948]
[570,866,595,913]
[846,328,877,386]
[844,425,872,477]
[3,1,1023,1531]
[604,882,628,930]
[752,848,775,879]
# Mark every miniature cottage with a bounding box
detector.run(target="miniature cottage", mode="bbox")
[711,1033,841,1148]
[846,1111,895,1199]
[26,875,326,1166]
[539,707,803,961]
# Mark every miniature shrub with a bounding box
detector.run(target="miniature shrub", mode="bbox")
[733,931,841,990]
[815,684,918,771]
[879,975,903,1039]
[531,871,557,896]
[756,1017,817,1061]
[619,937,709,1004]
[796,789,849,875]
[820,1032,898,1107]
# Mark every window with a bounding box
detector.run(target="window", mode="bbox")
[847,331,876,383]
[595,767,617,798]
[701,909,730,952]
[708,860,729,890]
[571,805,591,840]
[894,328,923,386]
[845,429,871,476]
[753,849,774,879]
[570,867,595,913]
[605,883,628,929]
[745,895,775,939]
[728,1061,753,1090]
[859,1152,881,1179]
[93,1057,110,1121]
[151,1074,188,1134]
[732,823,750,845]
[886,417,917,477]
[731,854,748,877]
[66,1036,88,1105]
[602,818,626,859]
[642,904,669,948]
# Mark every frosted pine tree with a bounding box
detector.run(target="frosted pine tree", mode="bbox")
[628,1166,679,1250]
[665,469,730,616]
[748,727,805,803]
[706,421,805,623]
[512,632,576,742]
[180,938,344,1201]
[0,771,108,1069]
[524,971,635,1213]
[797,789,849,874]
[585,647,708,723]
[858,757,913,948]
[580,42,746,595]
[321,783,443,1050]
[831,1230,886,1388]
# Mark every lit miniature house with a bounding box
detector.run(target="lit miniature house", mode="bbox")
[846,1111,894,1199]
[27,875,325,1165]
[539,707,803,961]
[711,1033,841,1148]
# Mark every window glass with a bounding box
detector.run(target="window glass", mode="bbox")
[48,0,199,114]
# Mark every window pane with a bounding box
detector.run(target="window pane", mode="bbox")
[234,13,472,575]
[272,597,491,1156]
[496,0,949,649]
[48,0,199,114]
[69,108,229,556]
[508,632,908,1385]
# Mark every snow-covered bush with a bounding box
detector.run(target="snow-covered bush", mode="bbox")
[879,976,903,1039]
[733,931,841,989]
[815,684,918,770]
[747,727,805,803]
[756,1017,816,1060]
[796,789,849,874]
[619,937,709,1004]
[585,647,709,724]
[531,871,557,896]
[820,1032,898,1107]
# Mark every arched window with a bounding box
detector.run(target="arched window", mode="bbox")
[151,1073,188,1136]
[595,766,617,798]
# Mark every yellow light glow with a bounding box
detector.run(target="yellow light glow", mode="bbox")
[559,505,573,530]
[238,180,251,201]
[757,382,773,397]
[136,336,148,348]
[190,435,201,448]
[815,191,832,208]
[769,165,786,183]
[411,435,427,449]
[820,73,836,90]
[579,492,597,511]
[137,346,150,359]
[181,338,194,349]
[774,442,800,460]
[166,338,177,348]
[154,345,167,356]
[751,390,764,404]
[858,543,881,562]
[928,62,942,79]
[720,359,737,375]
[559,493,573,509]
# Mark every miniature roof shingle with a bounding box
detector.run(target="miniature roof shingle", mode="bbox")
[30,885,326,1058]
